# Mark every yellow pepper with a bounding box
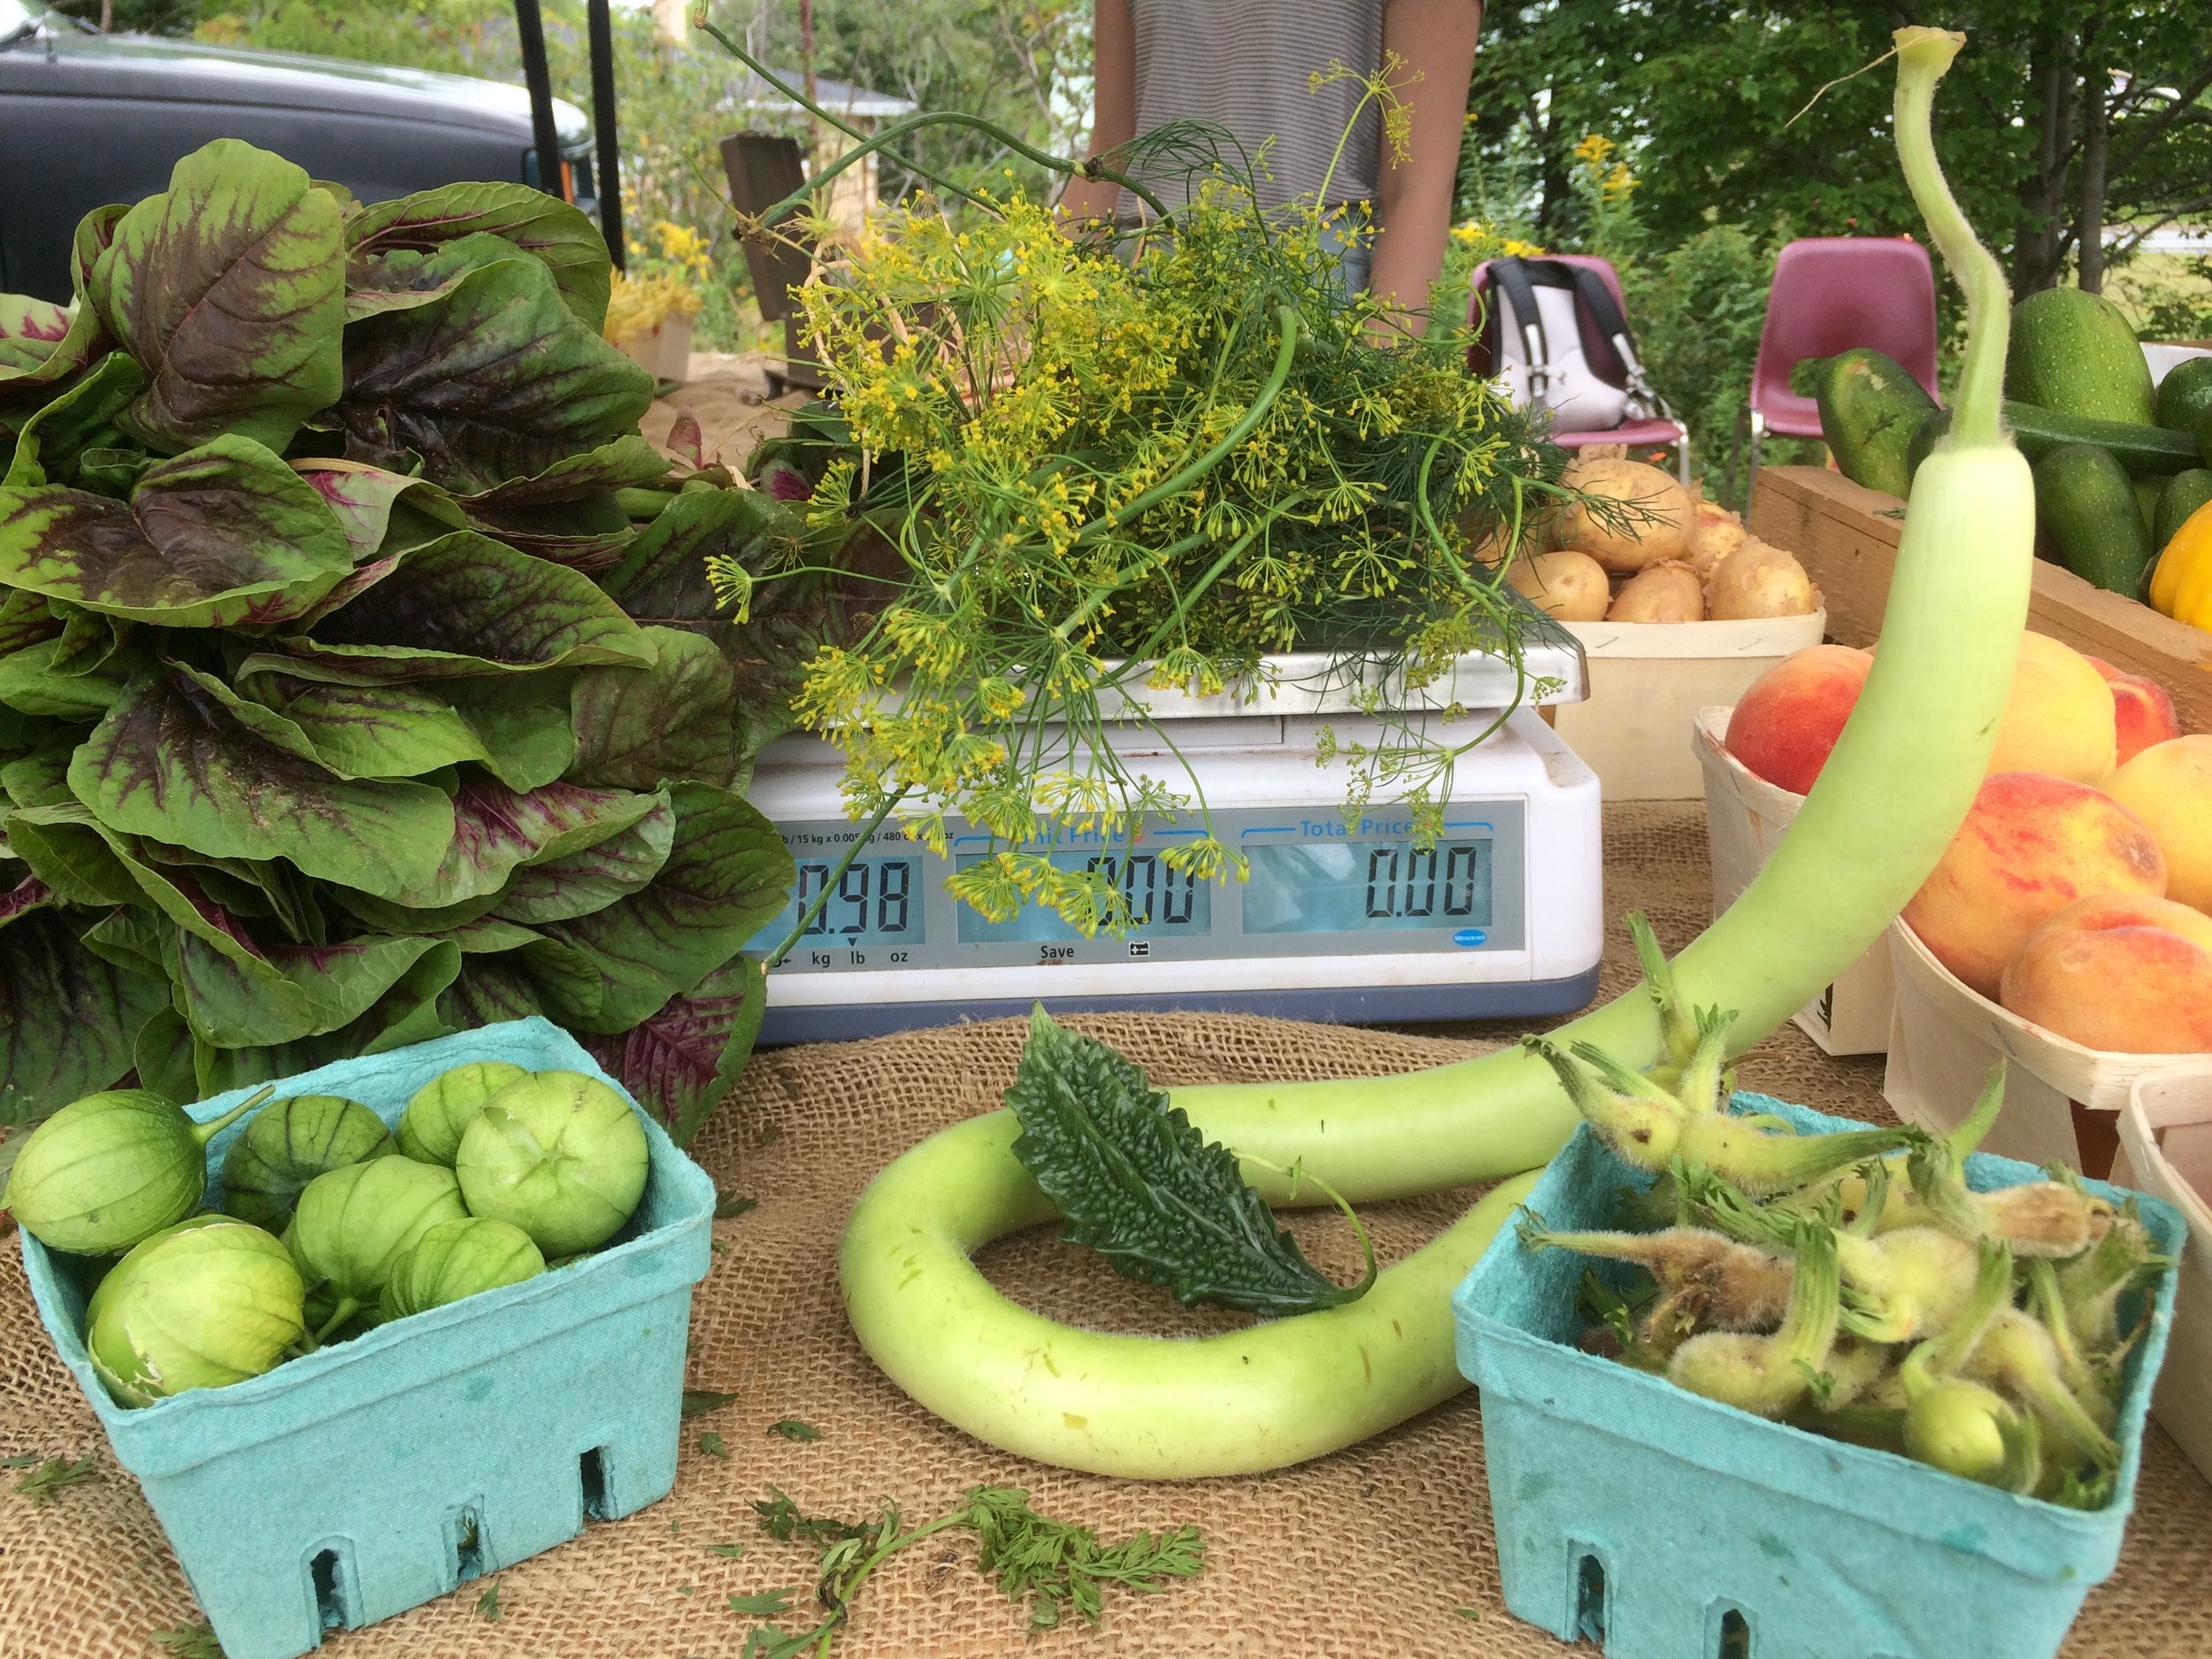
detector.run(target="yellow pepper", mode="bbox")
[2150,499,2212,629]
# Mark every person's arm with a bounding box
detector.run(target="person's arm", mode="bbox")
[1369,0,1483,327]
[1055,0,1137,226]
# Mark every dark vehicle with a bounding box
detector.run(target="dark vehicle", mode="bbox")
[0,0,594,301]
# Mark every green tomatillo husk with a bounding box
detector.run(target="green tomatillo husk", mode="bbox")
[456,1071,649,1256]
[379,1217,545,1321]
[396,1061,530,1166]
[7,1086,272,1256]
[219,1094,391,1233]
[289,1156,467,1339]
[87,1217,304,1407]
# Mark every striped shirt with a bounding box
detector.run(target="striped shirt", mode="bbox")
[1123,0,1386,218]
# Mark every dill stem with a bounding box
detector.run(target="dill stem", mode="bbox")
[763,788,909,968]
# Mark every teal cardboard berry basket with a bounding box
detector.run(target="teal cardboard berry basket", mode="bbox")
[1453,1094,2183,1659]
[20,1018,716,1659]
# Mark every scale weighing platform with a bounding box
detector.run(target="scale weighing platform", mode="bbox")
[742,634,1602,1043]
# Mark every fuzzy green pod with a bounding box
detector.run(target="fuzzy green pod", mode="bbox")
[7,1087,269,1256]
[219,1094,392,1233]
[456,1071,649,1256]
[87,1217,304,1407]
[379,1217,545,1321]
[396,1061,530,1165]
[289,1156,467,1336]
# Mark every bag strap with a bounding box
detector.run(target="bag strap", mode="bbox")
[1558,264,1673,420]
[1489,257,1555,396]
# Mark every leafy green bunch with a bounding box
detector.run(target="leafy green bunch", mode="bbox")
[0,140,811,1140]
[718,121,1562,933]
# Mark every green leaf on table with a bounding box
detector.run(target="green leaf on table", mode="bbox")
[727,1589,801,1617]
[86,139,343,454]
[0,434,354,628]
[474,1583,500,1622]
[133,1004,198,1103]
[705,1541,746,1559]
[714,1191,757,1221]
[149,1624,223,1659]
[333,242,651,494]
[4,352,144,490]
[458,434,672,511]
[582,955,764,1144]
[173,932,450,1048]
[240,673,491,780]
[386,776,661,910]
[698,1432,728,1459]
[682,1388,738,1420]
[0,639,137,719]
[0,296,73,376]
[0,911,168,1126]
[243,530,654,682]
[288,457,465,560]
[765,1419,820,1443]
[447,673,577,791]
[8,1460,98,1513]
[569,627,743,790]
[68,666,456,900]
[495,795,673,923]
[532,784,794,1033]
[347,182,613,331]
[1005,1006,1371,1317]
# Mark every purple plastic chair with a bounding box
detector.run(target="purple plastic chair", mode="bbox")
[1730,236,1940,501]
[1467,254,1692,483]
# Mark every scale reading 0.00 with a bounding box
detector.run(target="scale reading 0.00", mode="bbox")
[956,849,1212,943]
[1244,838,1493,934]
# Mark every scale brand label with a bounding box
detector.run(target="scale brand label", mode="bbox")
[1453,928,1488,948]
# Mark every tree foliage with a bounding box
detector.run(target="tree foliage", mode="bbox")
[1466,2,2212,296]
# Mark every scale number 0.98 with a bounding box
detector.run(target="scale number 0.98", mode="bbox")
[795,859,912,937]
[1363,843,1483,920]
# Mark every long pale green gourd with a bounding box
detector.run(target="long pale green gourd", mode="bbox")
[839,27,2033,1478]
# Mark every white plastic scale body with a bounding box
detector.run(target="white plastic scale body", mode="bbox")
[742,634,1602,1043]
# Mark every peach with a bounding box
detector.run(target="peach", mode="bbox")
[2000,925,2212,1054]
[1724,644,1874,795]
[1985,632,2116,782]
[2023,892,2212,958]
[1902,771,2166,998]
[2107,735,2212,911]
[2085,656,2180,764]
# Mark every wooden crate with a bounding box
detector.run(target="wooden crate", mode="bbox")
[1749,465,2212,735]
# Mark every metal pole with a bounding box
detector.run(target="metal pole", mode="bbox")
[511,0,565,201]
[587,0,624,270]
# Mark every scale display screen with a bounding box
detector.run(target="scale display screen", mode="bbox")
[748,804,1524,971]
[954,850,1214,944]
[1242,838,1492,934]
[756,855,927,949]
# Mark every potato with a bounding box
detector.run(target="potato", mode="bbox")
[1505,549,1610,622]
[1686,497,1748,575]
[1705,538,1821,619]
[1553,457,1693,572]
[1606,560,1706,623]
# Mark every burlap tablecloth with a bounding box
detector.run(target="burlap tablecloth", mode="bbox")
[3,803,2207,1659]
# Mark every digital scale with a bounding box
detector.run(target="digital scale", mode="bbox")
[742,634,1603,1042]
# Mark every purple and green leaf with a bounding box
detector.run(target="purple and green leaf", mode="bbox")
[569,627,742,790]
[67,667,456,900]
[0,434,354,627]
[87,140,344,454]
[0,910,169,1127]
[493,794,675,923]
[346,182,611,331]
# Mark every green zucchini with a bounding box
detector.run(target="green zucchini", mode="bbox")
[2156,356,2212,433]
[2007,287,2156,426]
[1817,348,1939,497]
[2157,468,2212,553]
[2034,442,2155,595]
[1909,401,2201,478]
